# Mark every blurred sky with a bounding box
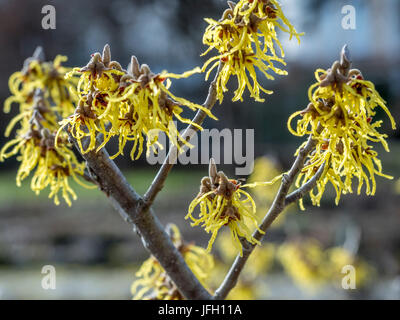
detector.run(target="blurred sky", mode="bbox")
[1,0,399,75]
[282,0,400,62]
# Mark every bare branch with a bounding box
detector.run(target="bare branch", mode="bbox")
[143,63,222,206]
[69,134,212,300]
[213,134,320,300]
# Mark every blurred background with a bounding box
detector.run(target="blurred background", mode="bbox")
[0,0,399,299]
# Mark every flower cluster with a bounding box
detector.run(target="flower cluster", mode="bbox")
[58,45,216,160]
[202,0,303,103]
[186,158,281,256]
[1,92,90,206]
[5,47,77,119]
[287,46,396,209]
[131,224,214,300]
[1,50,92,206]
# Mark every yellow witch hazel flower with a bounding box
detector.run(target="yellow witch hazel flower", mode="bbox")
[131,224,214,300]
[186,158,281,256]
[5,47,78,119]
[202,0,303,103]
[287,45,396,210]
[58,44,216,160]
[1,89,92,206]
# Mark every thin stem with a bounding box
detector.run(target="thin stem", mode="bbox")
[213,134,320,300]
